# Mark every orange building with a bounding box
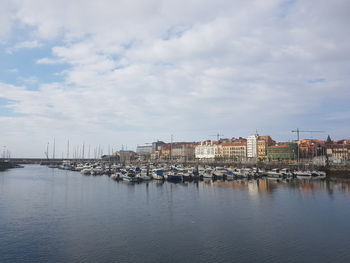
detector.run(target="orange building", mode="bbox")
[257,136,275,160]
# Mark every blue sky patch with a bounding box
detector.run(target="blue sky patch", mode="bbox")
[308,78,326,84]
[0,98,26,117]
[0,43,68,88]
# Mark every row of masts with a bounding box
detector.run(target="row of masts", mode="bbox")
[43,129,325,160]
[44,139,121,160]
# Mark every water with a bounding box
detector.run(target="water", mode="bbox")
[1,165,350,263]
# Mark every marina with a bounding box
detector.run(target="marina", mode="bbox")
[46,160,329,182]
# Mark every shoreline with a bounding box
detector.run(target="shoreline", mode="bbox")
[2,159,350,178]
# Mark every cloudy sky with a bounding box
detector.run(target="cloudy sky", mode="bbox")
[0,0,349,157]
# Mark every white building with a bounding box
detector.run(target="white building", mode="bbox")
[136,143,153,155]
[195,141,218,159]
[247,134,259,158]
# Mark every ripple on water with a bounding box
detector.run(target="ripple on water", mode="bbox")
[0,165,350,263]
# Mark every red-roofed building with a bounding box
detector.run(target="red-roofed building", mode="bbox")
[298,139,325,159]
[326,139,350,162]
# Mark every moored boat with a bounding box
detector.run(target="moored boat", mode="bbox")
[225,170,237,180]
[166,171,182,182]
[90,166,104,176]
[212,167,227,179]
[295,170,313,179]
[122,175,140,182]
[312,171,326,179]
[181,172,191,181]
[266,168,284,179]
[137,168,152,181]
[111,172,123,180]
[152,169,165,180]
[234,168,252,178]
[202,168,213,179]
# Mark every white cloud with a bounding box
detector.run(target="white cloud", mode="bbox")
[0,0,349,156]
[36,57,65,65]
[6,40,42,53]
[0,0,15,41]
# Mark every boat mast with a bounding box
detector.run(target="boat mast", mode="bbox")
[45,142,49,160]
[52,138,55,159]
[67,140,69,159]
[170,134,173,165]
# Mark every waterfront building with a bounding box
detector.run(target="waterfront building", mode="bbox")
[267,143,298,161]
[171,142,196,161]
[159,144,171,159]
[101,155,119,162]
[152,141,165,152]
[326,139,350,162]
[233,137,248,143]
[157,142,196,160]
[195,141,219,159]
[150,150,160,160]
[136,143,153,155]
[220,142,247,161]
[113,150,138,163]
[298,139,325,159]
[247,134,259,158]
[257,136,275,161]
[217,138,233,144]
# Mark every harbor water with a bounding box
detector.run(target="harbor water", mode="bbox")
[1,165,350,263]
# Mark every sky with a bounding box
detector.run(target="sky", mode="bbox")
[0,0,349,158]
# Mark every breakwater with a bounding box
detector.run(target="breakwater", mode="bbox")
[0,161,18,171]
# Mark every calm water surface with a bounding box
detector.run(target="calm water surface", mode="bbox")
[1,165,350,263]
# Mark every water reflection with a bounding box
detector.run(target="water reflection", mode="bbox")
[2,166,350,263]
[199,178,350,197]
[110,176,350,199]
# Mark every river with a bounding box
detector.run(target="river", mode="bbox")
[1,165,350,262]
